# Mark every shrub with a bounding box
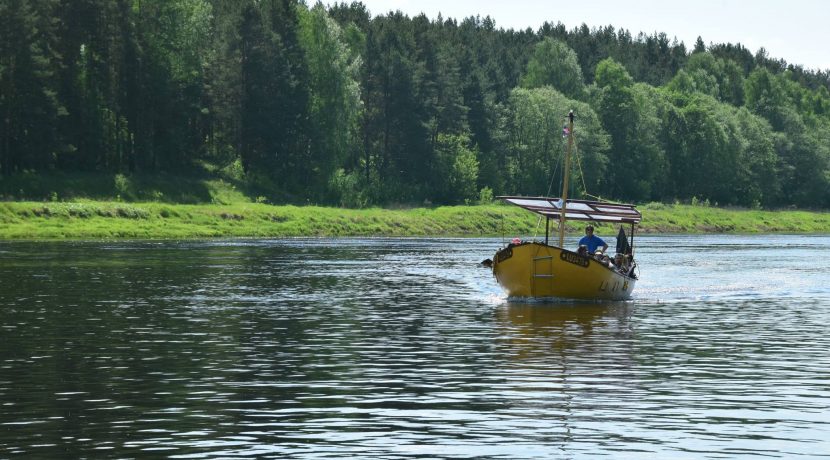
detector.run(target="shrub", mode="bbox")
[478,186,494,205]
[114,174,130,198]
[68,205,92,218]
[329,169,369,208]
[32,206,52,217]
[221,158,246,181]
[643,202,666,210]
[220,212,244,220]
[115,207,149,219]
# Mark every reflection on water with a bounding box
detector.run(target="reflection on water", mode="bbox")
[496,302,630,361]
[0,235,829,458]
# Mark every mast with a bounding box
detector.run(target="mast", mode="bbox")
[558,111,574,247]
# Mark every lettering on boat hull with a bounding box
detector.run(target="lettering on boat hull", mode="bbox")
[560,250,589,268]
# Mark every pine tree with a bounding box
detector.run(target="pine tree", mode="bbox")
[0,0,64,174]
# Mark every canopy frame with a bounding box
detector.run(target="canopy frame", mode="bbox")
[498,196,642,225]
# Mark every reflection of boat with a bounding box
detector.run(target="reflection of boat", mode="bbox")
[495,301,633,361]
[499,302,612,335]
[492,111,641,301]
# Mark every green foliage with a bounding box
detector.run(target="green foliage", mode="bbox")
[328,168,369,208]
[114,174,130,197]
[667,69,719,98]
[299,3,362,199]
[431,133,479,204]
[521,38,586,99]
[666,69,697,94]
[2,2,830,210]
[0,0,64,174]
[478,186,494,204]
[237,0,310,188]
[681,52,745,104]
[593,59,667,201]
[220,159,246,181]
[742,68,830,207]
[594,58,634,89]
[745,68,789,130]
[732,107,778,205]
[504,86,609,197]
[0,171,245,204]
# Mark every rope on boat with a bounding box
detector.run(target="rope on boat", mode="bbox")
[532,132,566,241]
[572,134,629,205]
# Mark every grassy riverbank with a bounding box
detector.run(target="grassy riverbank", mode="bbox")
[1,200,829,240]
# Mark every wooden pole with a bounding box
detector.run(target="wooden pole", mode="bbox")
[558,111,574,248]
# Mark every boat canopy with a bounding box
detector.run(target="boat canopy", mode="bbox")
[498,196,641,224]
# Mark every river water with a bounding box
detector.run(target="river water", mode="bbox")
[1,235,829,458]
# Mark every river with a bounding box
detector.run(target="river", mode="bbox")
[1,235,829,458]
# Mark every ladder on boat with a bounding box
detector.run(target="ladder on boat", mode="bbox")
[531,255,554,296]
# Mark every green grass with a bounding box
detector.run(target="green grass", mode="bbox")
[638,202,830,233]
[1,171,828,239]
[0,200,828,240]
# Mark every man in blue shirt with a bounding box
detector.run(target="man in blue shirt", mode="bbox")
[578,225,608,254]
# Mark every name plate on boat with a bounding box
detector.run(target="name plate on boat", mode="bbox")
[560,251,589,268]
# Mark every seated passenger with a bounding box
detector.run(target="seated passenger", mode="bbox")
[600,254,612,267]
[625,255,636,277]
[614,254,625,272]
[577,245,588,257]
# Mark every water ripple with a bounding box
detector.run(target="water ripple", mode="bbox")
[0,236,829,458]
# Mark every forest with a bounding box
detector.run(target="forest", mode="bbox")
[1,0,829,209]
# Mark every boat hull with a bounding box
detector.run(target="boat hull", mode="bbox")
[492,242,635,301]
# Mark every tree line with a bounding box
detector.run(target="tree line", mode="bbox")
[2,0,829,208]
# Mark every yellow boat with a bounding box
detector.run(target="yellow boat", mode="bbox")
[492,111,642,301]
